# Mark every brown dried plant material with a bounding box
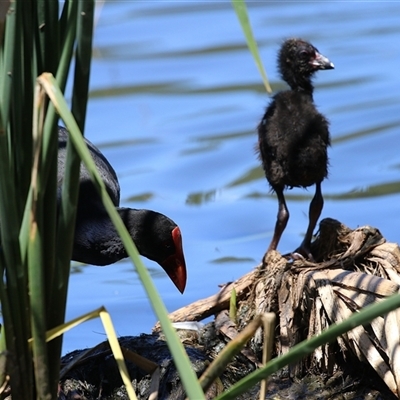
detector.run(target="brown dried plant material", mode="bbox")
[162,218,400,398]
[244,218,400,398]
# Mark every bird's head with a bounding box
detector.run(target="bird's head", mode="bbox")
[278,38,334,91]
[130,210,187,293]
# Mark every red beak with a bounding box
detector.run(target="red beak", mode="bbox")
[160,226,187,293]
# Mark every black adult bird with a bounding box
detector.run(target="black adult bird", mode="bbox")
[257,38,334,259]
[58,127,187,293]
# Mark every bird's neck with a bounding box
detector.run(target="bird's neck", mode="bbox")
[72,212,126,265]
[291,82,314,96]
[72,207,145,266]
[71,207,171,267]
[285,74,314,95]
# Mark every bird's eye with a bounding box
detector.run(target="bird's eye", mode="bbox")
[299,50,309,58]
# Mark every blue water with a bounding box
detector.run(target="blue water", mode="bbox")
[63,2,400,353]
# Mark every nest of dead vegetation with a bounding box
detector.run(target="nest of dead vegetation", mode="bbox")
[59,218,400,399]
[239,217,400,398]
[163,218,400,398]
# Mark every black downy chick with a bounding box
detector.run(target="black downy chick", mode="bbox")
[257,38,334,259]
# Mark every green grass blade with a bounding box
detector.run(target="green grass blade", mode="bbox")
[71,0,94,132]
[99,309,138,400]
[229,288,237,323]
[0,0,16,131]
[47,0,95,391]
[52,0,94,296]
[37,0,59,74]
[38,72,206,400]
[15,1,34,219]
[55,0,78,92]
[231,0,272,94]
[27,204,51,398]
[0,0,94,397]
[0,5,33,396]
[42,0,78,317]
[32,7,79,365]
[27,82,52,398]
